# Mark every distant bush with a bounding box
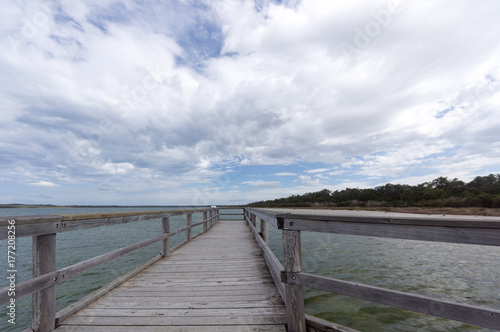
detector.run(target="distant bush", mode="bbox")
[247,174,500,209]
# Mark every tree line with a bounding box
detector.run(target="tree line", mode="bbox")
[247,174,500,208]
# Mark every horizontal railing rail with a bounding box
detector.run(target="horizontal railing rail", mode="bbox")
[244,207,500,332]
[0,207,219,332]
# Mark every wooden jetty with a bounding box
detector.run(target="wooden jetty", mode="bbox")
[56,219,287,331]
[1,207,500,332]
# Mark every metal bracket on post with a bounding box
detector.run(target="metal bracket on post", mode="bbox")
[277,217,285,230]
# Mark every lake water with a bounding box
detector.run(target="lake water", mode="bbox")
[1,207,499,331]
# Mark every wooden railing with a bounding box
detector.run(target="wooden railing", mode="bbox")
[244,207,500,332]
[0,207,219,332]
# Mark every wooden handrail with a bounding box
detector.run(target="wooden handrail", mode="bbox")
[0,207,219,332]
[0,208,218,240]
[244,207,500,332]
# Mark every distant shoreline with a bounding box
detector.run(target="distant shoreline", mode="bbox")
[0,204,205,209]
[0,204,237,209]
[274,206,500,217]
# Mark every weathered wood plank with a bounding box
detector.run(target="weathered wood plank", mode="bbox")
[289,272,500,330]
[282,229,306,331]
[109,288,280,297]
[88,300,284,309]
[55,255,163,325]
[0,208,216,239]
[305,314,361,332]
[115,285,280,292]
[55,220,287,331]
[60,315,287,326]
[120,280,275,287]
[246,208,280,228]
[32,233,56,332]
[1,232,170,306]
[55,326,287,332]
[282,217,500,246]
[73,307,286,317]
[161,217,170,257]
[98,294,281,303]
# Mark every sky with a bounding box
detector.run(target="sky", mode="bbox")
[1,0,499,206]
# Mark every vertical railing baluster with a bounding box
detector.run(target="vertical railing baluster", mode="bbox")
[162,216,170,257]
[203,211,208,232]
[187,213,192,241]
[32,233,56,332]
[260,218,269,245]
[282,229,306,332]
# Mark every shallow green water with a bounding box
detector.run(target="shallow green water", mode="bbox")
[267,226,500,331]
[1,207,499,331]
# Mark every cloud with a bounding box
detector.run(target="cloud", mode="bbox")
[28,181,59,187]
[1,0,499,205]
[305,168,330,174]
[242,180,281,188]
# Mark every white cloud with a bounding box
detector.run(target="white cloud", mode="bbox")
[28,181,59,187]
[1,0,499,204]
[305,168,330,174]
[242,180,281,188]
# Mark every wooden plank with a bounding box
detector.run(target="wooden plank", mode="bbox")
[187,213,192,241]
[278,211,500,228]
[109,288,280,296]
[161,217,170,257]
[0,208,216,239]
[1,233,168,305]
[32,233,56,332]
[282,229,306,332]
[289,272,500,330]
[246,208,280,228]
[246,217,283,279]
[88,300,284,309]
[55,326,287,332]
[120,280,275,287]
[141,265,268,272]
[305,314,360,332]
[55,220,286,331]
[168,220,205,237]
[73,307,286,317]
[122,277,274,284]
[115,285,281,292]
[261,218,269,244]
[55,255,163,325]
[282,218,500,246]
[101,293,278,302]
[59,315,287,326]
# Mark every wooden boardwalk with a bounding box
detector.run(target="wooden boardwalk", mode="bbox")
[55,220,287,331]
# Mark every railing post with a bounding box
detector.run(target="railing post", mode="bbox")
[260,218,269,245]
[161,217,170,257]
[32,233,56,332]
[209,210,213,228]
[282,229,306,332]
[187,213,192,241]
[203,211,208,232]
